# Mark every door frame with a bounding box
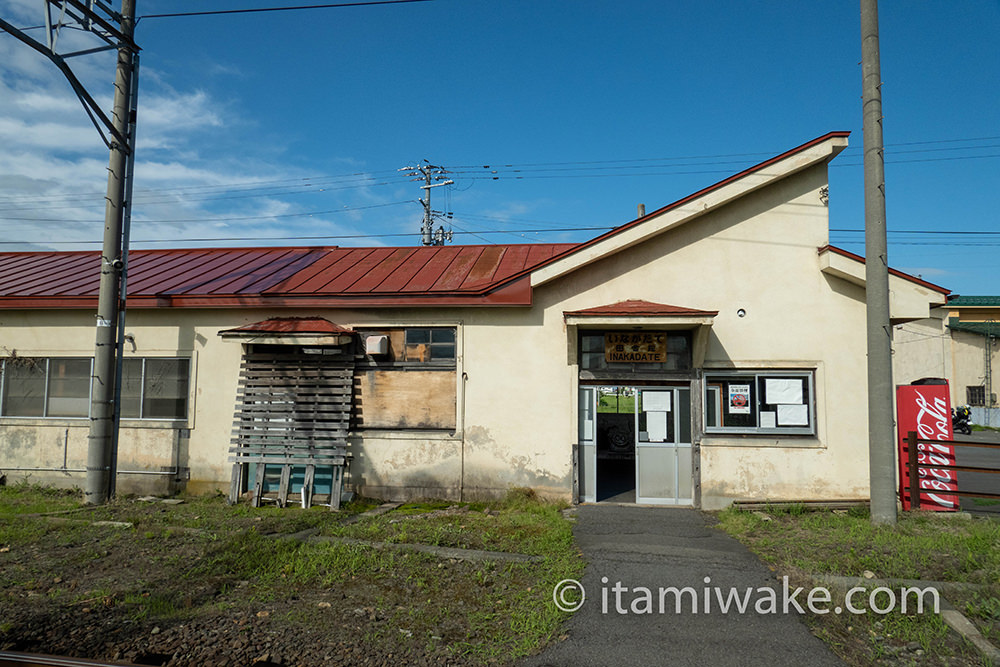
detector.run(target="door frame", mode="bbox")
[577,382,698,506]
[633,386,693,506]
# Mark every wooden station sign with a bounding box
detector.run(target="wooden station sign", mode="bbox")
[604,332,667,363]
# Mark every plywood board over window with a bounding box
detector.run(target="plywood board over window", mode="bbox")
[354,370,456,430]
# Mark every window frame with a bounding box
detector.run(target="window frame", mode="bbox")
[0,356,191,422]
[704,370,816,436]
[0,357,92,419]
[403,327,456,364]
[120,357,191,421]
[966,385,986,407]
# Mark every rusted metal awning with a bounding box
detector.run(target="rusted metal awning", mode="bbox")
[218,317,354,346]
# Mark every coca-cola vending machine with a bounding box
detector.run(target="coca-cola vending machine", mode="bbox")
[896,380,959,511]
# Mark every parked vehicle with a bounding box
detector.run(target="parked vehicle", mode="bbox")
[952,405,973,435]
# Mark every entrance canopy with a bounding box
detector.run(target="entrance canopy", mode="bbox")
[564,300,717,366]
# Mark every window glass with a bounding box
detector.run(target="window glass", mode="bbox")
[1,359,46,417]
[404,328,456,362]
[46,358,91,418]
[119,358,143,418]
[0,356,189,420]
[579,331,691,371]
[431,328,455,344]
[705,372,814,435]
[404,329,430,345]
[142,358,189,419]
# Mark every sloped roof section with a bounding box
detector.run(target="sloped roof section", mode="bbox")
[0,243,576,309]
[817,245,950,295]
[527,132,852,288]
[564,299,718,317]
[219,317,353,336]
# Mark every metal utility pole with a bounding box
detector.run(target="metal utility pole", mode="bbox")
[986,320,995,427]
[861,0,896,525]
[1,1,140,505]
[399,163,454,246]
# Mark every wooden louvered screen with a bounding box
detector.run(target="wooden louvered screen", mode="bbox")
[228,347,353,509]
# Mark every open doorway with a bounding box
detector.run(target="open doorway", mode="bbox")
[596,386,636,502]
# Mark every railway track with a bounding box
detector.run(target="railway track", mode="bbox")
[0,651,141,667]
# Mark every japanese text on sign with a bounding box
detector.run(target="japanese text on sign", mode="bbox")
[604,332,667,363]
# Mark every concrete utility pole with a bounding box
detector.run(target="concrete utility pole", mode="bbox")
[861,0,897,525]
[399,163,454,246]
[1,1,141,505]
[88,0,137,505]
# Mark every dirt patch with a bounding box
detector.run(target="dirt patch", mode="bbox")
[0,493,581,666]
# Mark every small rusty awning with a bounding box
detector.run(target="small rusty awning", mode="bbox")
[564,299,717,366]
[218,317,354,345]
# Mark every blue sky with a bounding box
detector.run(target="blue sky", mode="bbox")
[1,0,998,296]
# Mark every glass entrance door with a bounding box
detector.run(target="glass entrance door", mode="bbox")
[635,388,693,505]
[578,386,597,503]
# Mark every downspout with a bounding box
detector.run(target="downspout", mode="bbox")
[460,371,468,502]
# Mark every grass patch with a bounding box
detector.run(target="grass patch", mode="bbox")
[0,481,82,515]
[715,506,999,665]
[0,486,582,665]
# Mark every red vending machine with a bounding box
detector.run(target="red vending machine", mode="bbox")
[896,380,959,511]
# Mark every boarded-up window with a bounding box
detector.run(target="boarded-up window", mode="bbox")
[354,370,456,430]
[353,327,458,431]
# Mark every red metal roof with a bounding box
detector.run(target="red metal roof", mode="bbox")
[0,243,576,309]
[564,300,719,317]
[219,317,353,336]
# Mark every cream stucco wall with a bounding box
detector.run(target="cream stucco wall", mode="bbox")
[949,329,998,408]
[528,163,874,509]
[0,161,941,508]
[892,311,952,386]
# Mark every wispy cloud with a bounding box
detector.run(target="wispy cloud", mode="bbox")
[0,0,406,252]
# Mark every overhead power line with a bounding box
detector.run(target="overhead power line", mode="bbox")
[1,136,998,212]
[0,200,411,225]
[137,0,432,21]
[0,226,615,246]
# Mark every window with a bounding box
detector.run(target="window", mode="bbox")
[0,357,91,418]
[120,358,190,420]
[705,371,815,435]
[404,328,456,362]
[47,358,92,417]
[354,327,457,430]
[0,356,189,420]
[967,385,986,407]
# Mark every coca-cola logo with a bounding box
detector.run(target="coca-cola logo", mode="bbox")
[914,391,950,440]
[901,387,959,510]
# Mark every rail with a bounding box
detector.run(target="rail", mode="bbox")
[904,430,1000,510]
[0,650,139,666]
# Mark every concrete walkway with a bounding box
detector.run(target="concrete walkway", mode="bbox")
[520,505,844,667]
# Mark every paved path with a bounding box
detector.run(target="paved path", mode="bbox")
[520,505,843,667]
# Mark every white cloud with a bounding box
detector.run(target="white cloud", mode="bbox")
[0,0,406,253]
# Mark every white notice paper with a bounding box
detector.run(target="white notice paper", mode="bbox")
[646,410,668,442]
[760,411,777,429]
[765,378,803,405]
[777,404,809,426]
[643,391,671,412]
